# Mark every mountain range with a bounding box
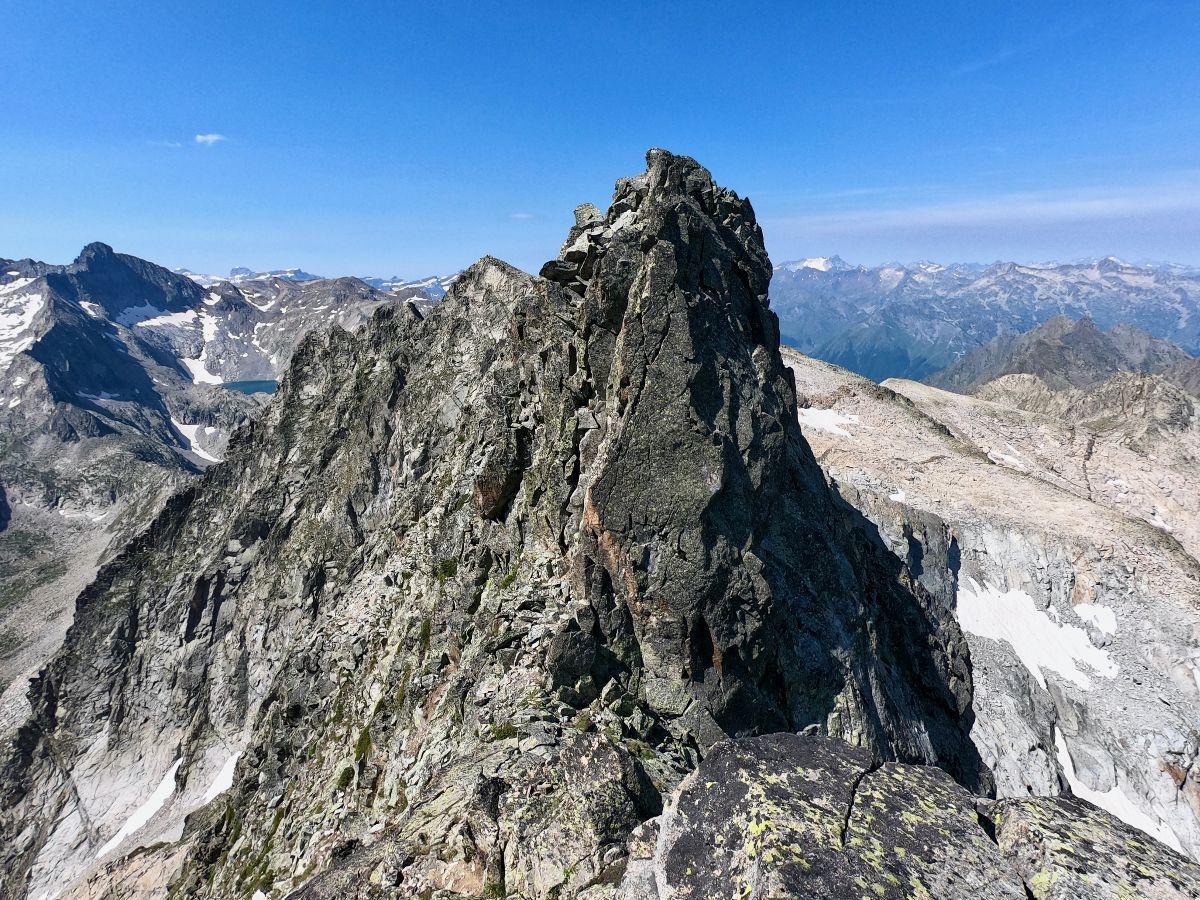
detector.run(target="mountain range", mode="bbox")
[771,255,1200,382]
[0,245,444,739]
[0,154,1197,899]
[175,266,459,300]
[926,314,1192,392]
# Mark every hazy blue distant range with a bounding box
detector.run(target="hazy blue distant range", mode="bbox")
[770,256,1200,382]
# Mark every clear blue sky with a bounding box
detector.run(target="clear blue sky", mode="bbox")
[3,0,1198,276]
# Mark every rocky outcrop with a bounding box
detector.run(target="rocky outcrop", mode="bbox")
[0,244,423,748]
[1162,357,1200,397]
[621,733,1200,900]
[786,346,1200,860]
[0,151,989,899]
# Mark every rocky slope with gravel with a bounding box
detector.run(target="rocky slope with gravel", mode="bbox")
[786,345,1200,862]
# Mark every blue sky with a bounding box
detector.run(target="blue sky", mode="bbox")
[2,0,1198,276]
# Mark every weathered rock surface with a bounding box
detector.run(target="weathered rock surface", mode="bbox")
[785,346,1200,859]
[0,151,989,899]
[0,244,427,747]
[620,733,1200,900]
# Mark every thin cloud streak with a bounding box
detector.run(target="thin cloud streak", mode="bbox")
[954,17,1098,75]
[194,133,227,146]
[764,176,1200,236]
[509,212,534,220]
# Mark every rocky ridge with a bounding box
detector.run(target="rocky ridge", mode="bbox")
[0,152,1191,900]
[0,245,422,746]
[926,315,1190,393]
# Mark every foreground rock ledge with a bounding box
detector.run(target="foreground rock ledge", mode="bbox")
[622,733,1200,900]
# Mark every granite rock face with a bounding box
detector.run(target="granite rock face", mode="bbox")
[0,243,425,749]
[620,733,1200,900]
[0,151,988,899]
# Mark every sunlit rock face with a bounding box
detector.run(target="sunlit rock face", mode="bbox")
[785,344,1200,860]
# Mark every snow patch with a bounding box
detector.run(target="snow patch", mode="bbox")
[136,309,199,328]
[888,490,907,502]
[115,303,170,326]
[79,301,105,319]
[95,758,183,859]
[202,751,242,802]
[0,276,35,296]
[1074,603,1117,636]
[1054,731,1181,852]
[200,311,219,342]
[0,290,45,371]
[956,577,1117,689]
[181,358,223,384]
[987,448,1027,471]
[171,417,221,462]
[797,407,859,437]
[180,312,223,384]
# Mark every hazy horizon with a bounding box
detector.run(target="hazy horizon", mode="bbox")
[4,1,1199,275]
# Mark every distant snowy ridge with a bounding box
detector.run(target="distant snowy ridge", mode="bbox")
[175,266,460,299]
[769,255,1200,382]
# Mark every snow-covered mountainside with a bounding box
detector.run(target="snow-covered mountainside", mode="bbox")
[173,266,323,288]
[0,244,429,742]
[785,345,1200,857]
[360,272,459,298]
[771,256,1200,381]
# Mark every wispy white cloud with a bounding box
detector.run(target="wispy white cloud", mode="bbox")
[194,133,227,147]
[954,17,1098,75]
[509,212,534,220]
[148,140,182,149]
[764,174,1200,237]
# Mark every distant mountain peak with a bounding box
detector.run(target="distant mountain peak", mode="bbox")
[75,241,116,263]
[925,315,1190,393]
[776,255,852,273]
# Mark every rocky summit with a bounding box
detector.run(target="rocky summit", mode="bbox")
[0,151,1192,900]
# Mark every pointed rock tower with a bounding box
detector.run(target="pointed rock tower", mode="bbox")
[0,151,986,899]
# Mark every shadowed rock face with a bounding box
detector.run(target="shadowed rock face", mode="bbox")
[0,150,985,899]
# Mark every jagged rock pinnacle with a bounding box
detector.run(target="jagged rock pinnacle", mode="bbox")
[2,151,986,899]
